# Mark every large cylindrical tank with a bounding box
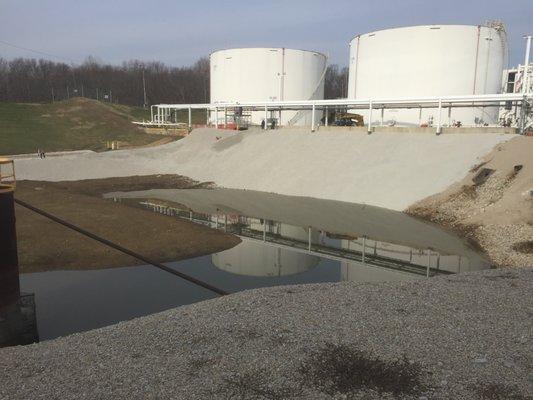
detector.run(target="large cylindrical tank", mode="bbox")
[210,47,327,126]
[347,24,507,126]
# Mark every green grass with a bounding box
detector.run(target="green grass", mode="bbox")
[108,104,207,124]
[174,109,207,125]
[107,103,152,121]
[0,98,161,155]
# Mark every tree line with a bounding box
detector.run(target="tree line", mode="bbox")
[0,56,348,105]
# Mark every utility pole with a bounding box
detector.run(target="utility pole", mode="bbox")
[142,69,148,108]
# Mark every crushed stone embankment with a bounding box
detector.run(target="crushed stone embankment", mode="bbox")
[14,128,513,211]
[1,268,531,399]
[408,136,533,268]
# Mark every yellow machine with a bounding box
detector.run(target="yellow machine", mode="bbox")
[334,112,365,126]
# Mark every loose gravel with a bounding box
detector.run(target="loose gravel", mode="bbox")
[14,128,512,211]
[1,268,532,399]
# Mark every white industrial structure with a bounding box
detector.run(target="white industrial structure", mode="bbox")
[348,24,508,127]
[145,25,531,134]
[209,47,327,127]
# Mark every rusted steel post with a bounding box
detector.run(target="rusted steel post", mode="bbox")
[0,159,19,313]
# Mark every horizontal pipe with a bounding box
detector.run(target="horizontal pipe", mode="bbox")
[153,93,530,111]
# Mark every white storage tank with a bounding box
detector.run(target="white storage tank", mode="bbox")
[212,224,319,277]
[347,24,508,127]
[210,47,327,126]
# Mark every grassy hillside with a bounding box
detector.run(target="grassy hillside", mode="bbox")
[0,98,161,155]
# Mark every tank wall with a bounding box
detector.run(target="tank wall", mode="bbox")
[212,241,319,277]
[348,25,507,126]
[210,48,326,126]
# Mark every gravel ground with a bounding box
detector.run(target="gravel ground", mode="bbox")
[408,136,533,269]
[1,268,532,399]
[14,128,512,211]
[410,171,532,268]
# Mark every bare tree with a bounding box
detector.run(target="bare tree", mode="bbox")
[0,56,212,105]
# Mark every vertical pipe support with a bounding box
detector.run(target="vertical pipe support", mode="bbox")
[188,107,192,130]
[224,107,227,128]
[325,106,328,127]
[436,99,442,134]
[215,107,219,129]
[264,105,268,130]
[367,100,373,134]
[308,227,312,251]
[523,35,532,94]
[311,103,316,132]
[263,221,267,241]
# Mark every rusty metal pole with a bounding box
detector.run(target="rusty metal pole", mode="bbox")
[0,159,19,314]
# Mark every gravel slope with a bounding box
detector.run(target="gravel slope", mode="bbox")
[1,268,531,399]
[14,128,513,211]
[408,136,533,268]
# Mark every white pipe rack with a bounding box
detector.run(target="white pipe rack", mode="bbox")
[147,92,532,134]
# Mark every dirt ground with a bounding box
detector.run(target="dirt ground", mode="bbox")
[14,175,240,273]
[408,136,533,268]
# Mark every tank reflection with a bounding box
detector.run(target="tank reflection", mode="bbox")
[107,188,491,281]
[212,218,320,277]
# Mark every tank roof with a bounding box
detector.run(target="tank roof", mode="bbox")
[349,23,505,44]
[210,47,327,60]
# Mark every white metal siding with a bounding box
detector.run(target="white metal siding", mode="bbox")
[210,48,327,126]
[347,25,507,126]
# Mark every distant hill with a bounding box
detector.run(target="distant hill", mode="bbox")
[0,98,159,155]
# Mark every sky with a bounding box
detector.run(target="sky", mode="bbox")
[0,0,531,67]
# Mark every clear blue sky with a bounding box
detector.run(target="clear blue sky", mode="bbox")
[1,0,531,67]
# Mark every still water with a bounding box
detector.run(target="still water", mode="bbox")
[20,188,489,342]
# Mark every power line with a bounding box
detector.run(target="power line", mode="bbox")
[0,39,80,64]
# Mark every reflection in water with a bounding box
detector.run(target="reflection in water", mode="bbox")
[0,293,39,347]
[11,188,491,344]
[213,222,319,277]
[105,188,489,280]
